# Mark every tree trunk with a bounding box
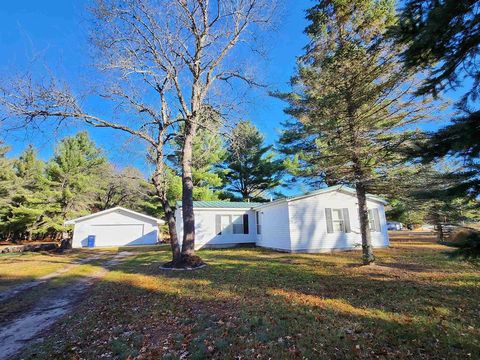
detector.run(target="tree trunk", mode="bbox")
[181,120,197,257]
[160,198,181,264]
[152,152,181,265]
[345,92,374,265]
[356,181,375,265]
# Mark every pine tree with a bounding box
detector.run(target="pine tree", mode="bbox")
[46,132,107,231]
[0,143,14,210]
[394,0,480,197]
[4,146,52,240]
[277,0,432,264]
[218,120,284,201]
[382,162,479,228]
[0,143,18,240]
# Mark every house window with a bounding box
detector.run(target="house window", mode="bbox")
[332,209,345,232]
[219,215,232,235]
[232,215,244,234]
[216,214,249,235]
[326,208,351,233]
[256,212,261,235]
[368,209,381,232]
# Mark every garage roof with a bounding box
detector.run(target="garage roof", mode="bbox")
[64,206,164,225]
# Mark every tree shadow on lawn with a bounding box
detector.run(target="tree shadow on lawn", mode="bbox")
[0,258,80,267]
[0,276,41,292]
[120,249,477,310]
[19,265,479,360]
[99,249,480,356]
[196,246,458,274]
[14,247,480,359]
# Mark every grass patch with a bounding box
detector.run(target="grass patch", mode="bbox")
[0,259,109,323]
[13,242,480,359]
[0,250,100,291]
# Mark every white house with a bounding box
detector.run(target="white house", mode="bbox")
[175,185,389,252]
[65,207,164,248]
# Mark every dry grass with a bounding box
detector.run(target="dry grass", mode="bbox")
[10,241,480,359]
[0,245,168,292]
[0,250,98,292]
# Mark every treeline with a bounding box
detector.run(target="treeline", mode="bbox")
[0,120,285,241]
[0,133,157,241]
[3,121,476,243]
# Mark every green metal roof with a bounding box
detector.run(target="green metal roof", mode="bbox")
[176,201,261,209]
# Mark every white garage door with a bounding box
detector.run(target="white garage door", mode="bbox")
[90,224,144,247]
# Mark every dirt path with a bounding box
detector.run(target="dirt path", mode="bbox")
[0,251,136,360]
[0,253,106,303]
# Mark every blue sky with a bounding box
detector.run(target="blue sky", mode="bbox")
[0,0,464,195]
[0,1,314,170]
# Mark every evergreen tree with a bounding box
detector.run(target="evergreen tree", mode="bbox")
[277,0,431,264]
[382,163,479,228]
[278,118,340,187]
[218,120,284,201]
[46,132,107,231]
[394,0,480,197]
[0,143,14,210]
[0,143,17,239]
[4,146,53,240]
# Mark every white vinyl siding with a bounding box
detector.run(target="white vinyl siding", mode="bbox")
[288,191,388,252]
[256,202,291,251]
[176,209,256,250]
[71,209,158,248]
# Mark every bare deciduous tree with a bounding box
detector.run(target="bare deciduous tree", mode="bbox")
[0,0,273,267]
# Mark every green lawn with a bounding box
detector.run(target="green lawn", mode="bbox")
[11,242,480,359]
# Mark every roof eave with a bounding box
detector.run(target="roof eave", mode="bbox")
[64,206,164,225]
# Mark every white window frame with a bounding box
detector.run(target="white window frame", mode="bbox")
[332,209,345,233]
[368,209,381,232]
[368,210,375,231]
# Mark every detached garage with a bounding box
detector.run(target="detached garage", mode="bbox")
[65,207,163,248]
